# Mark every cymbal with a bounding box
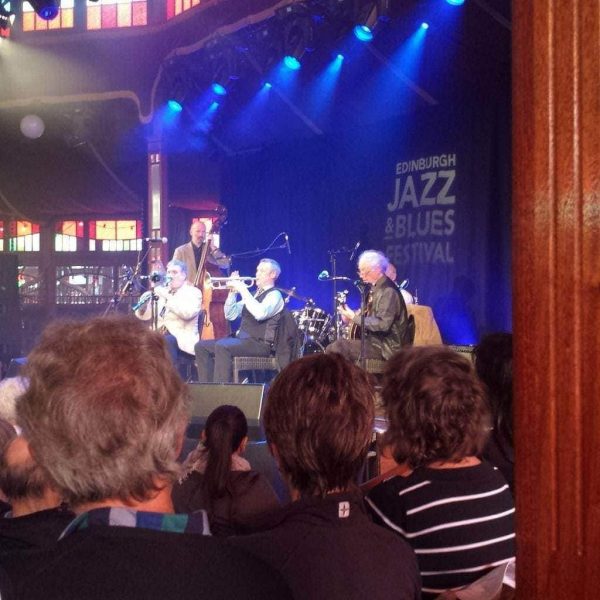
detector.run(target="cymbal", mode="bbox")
[279,287,311,303]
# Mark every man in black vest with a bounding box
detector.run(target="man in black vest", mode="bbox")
[195,259,284,383]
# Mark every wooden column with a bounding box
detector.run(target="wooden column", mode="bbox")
[513,1,600,596]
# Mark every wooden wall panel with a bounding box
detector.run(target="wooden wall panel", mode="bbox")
[513,0,600,596]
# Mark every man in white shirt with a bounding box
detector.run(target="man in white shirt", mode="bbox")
[135,260,202,361]
[194,259,284,382]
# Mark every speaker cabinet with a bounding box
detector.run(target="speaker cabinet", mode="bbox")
[185,383,266,440]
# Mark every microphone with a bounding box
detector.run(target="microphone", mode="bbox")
[318,270,352,282]
[284,234,291,255]
[144,237,168,243]
[349,241,361,261]
[399,278,409,290]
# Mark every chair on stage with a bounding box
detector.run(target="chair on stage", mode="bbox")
[232,310,301,384]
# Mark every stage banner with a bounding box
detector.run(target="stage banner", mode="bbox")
[219,100,511,344]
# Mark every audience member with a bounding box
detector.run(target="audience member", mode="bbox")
[474,332,514,491]
[0,435,73,552]
[0,417,16,515]
[172,405,280,535]
[232,353,421,600]
[0,316,290,600]
[0,377,28,430]
[366,346,515,599]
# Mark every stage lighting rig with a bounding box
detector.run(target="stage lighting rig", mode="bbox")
[27,0,60,20]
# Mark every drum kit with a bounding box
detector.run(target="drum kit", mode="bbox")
[282,280,415,357]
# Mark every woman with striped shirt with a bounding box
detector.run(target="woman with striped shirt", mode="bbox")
[365,346,515,598]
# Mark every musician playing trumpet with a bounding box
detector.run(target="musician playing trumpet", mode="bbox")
[134,259,202,363]
[195,259,284,383]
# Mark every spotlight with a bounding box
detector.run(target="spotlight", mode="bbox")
[283,55,301,70]
[206,36,242,98]
[211,82,228,96]
[353,0,392,42]
[446,0,465,4]
[0,3,15,31]
[353,24,373,42]
[278,4,314,70]
[263,82,272,89]
[420,22,429,29]
[27,0,60,20]
[167,99,183,112]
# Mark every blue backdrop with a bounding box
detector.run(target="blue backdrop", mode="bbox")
[211,97,511,344]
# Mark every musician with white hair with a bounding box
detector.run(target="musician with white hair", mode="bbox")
[134,259,202,362]
[326,250,409,362]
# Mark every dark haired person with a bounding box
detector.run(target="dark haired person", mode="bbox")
[233,353,420,600]
[0,316,290,600]
[172,405,280,536]
[366,346,515,599]
[0,436,73,552]
[474,332,514,491]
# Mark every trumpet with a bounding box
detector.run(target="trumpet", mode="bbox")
[208,275,256,289]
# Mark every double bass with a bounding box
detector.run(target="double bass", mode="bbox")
[193,235,229,340]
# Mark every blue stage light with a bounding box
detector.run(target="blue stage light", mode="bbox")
[353,25,373,42]
[446,0,465,5]
[28,1,59,20]
[336,54,345,61]
[263,82,273,89]
[283,55,301,70]
[211,82,227,96]
[420,22,429,30]
[167,99,183,112]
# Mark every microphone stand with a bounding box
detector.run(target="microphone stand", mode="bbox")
[327,246,353,341]
[102,247,149,317]
[355,280,369,371]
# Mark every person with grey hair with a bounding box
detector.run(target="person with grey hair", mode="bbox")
[0,316,290,599]
[195,258,285,382]
[0,376,28,429]
[135,259,202,362]
[326,250,409,362]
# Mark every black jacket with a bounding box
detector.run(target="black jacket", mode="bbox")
[354,275,408,360]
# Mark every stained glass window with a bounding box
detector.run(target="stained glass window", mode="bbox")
[86,0,147,30]
[88,219,142,251]
[55,220,84,252]
[8,221,40,252]
[166,0,201,20]
[22,0,74,32]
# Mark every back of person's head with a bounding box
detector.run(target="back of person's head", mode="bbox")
[0,376,28,425]
[0,417,16,456]
[264,353,375,496]
[202,405,248,502]
[0,436,57,507]
[382,346,490,469]
[17,315,188,508]
[474,332,513,445]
